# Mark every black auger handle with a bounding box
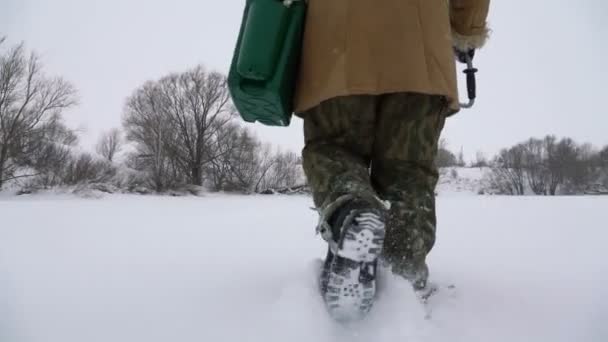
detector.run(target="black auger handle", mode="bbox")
[460,54,478,109]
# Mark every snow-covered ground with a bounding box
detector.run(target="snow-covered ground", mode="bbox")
[1,193,607,342]
[437,167,488,195]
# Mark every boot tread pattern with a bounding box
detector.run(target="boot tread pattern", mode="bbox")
[324,210,385,321]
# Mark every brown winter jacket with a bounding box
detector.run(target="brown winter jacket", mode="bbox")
[294,0,491,115]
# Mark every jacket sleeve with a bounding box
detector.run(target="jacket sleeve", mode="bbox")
[450,0,491,51]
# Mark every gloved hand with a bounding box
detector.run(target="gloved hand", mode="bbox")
[454,48,475,64]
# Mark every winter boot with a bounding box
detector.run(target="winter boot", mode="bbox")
[317,196,387,321]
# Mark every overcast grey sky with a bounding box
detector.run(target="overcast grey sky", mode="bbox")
[2,0,607,159]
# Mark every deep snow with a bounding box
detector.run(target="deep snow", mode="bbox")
[1,193,607,342]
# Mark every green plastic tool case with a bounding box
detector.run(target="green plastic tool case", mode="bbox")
[228,0,307,127]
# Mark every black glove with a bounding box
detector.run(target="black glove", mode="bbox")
[455,48,475,64]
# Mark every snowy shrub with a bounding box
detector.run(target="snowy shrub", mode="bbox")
[61,154,116,185]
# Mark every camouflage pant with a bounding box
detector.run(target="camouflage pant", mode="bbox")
[302,93,447,288]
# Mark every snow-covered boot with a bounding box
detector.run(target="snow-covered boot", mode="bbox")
[317,196,387,321]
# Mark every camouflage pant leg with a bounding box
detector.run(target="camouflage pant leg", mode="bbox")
[302,96,377,209]
[371,93,447,289]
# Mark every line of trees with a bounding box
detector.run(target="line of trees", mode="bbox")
[438,137,608,195]
[121,65,301,193]
[1,38,302,194]
[488,136,608,195]
[4,37,606,196]
[436,135,608,196]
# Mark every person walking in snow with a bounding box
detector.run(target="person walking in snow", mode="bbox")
[293,0,491,320]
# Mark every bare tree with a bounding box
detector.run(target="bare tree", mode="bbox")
[564,142,597,193]
[221,128,275,193]
[96,128,122,162]
[123,66,303,193]
[21,114,78,186]
[206,123,301,193]
[0,40,77,189]
[545,137,579,195]
[521,138,547,195]
[489,145,526,195]
[123,66,234,188]
[123,81,186,191]
[207,122,241,191]
[262,151,301,190]
[156,67,233,185]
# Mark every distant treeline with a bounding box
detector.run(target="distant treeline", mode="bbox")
[438,137,608,195]
[2,38,606,196]
[0,38,301,194]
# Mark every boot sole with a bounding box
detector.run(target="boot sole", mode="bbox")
[323,213,385,321]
